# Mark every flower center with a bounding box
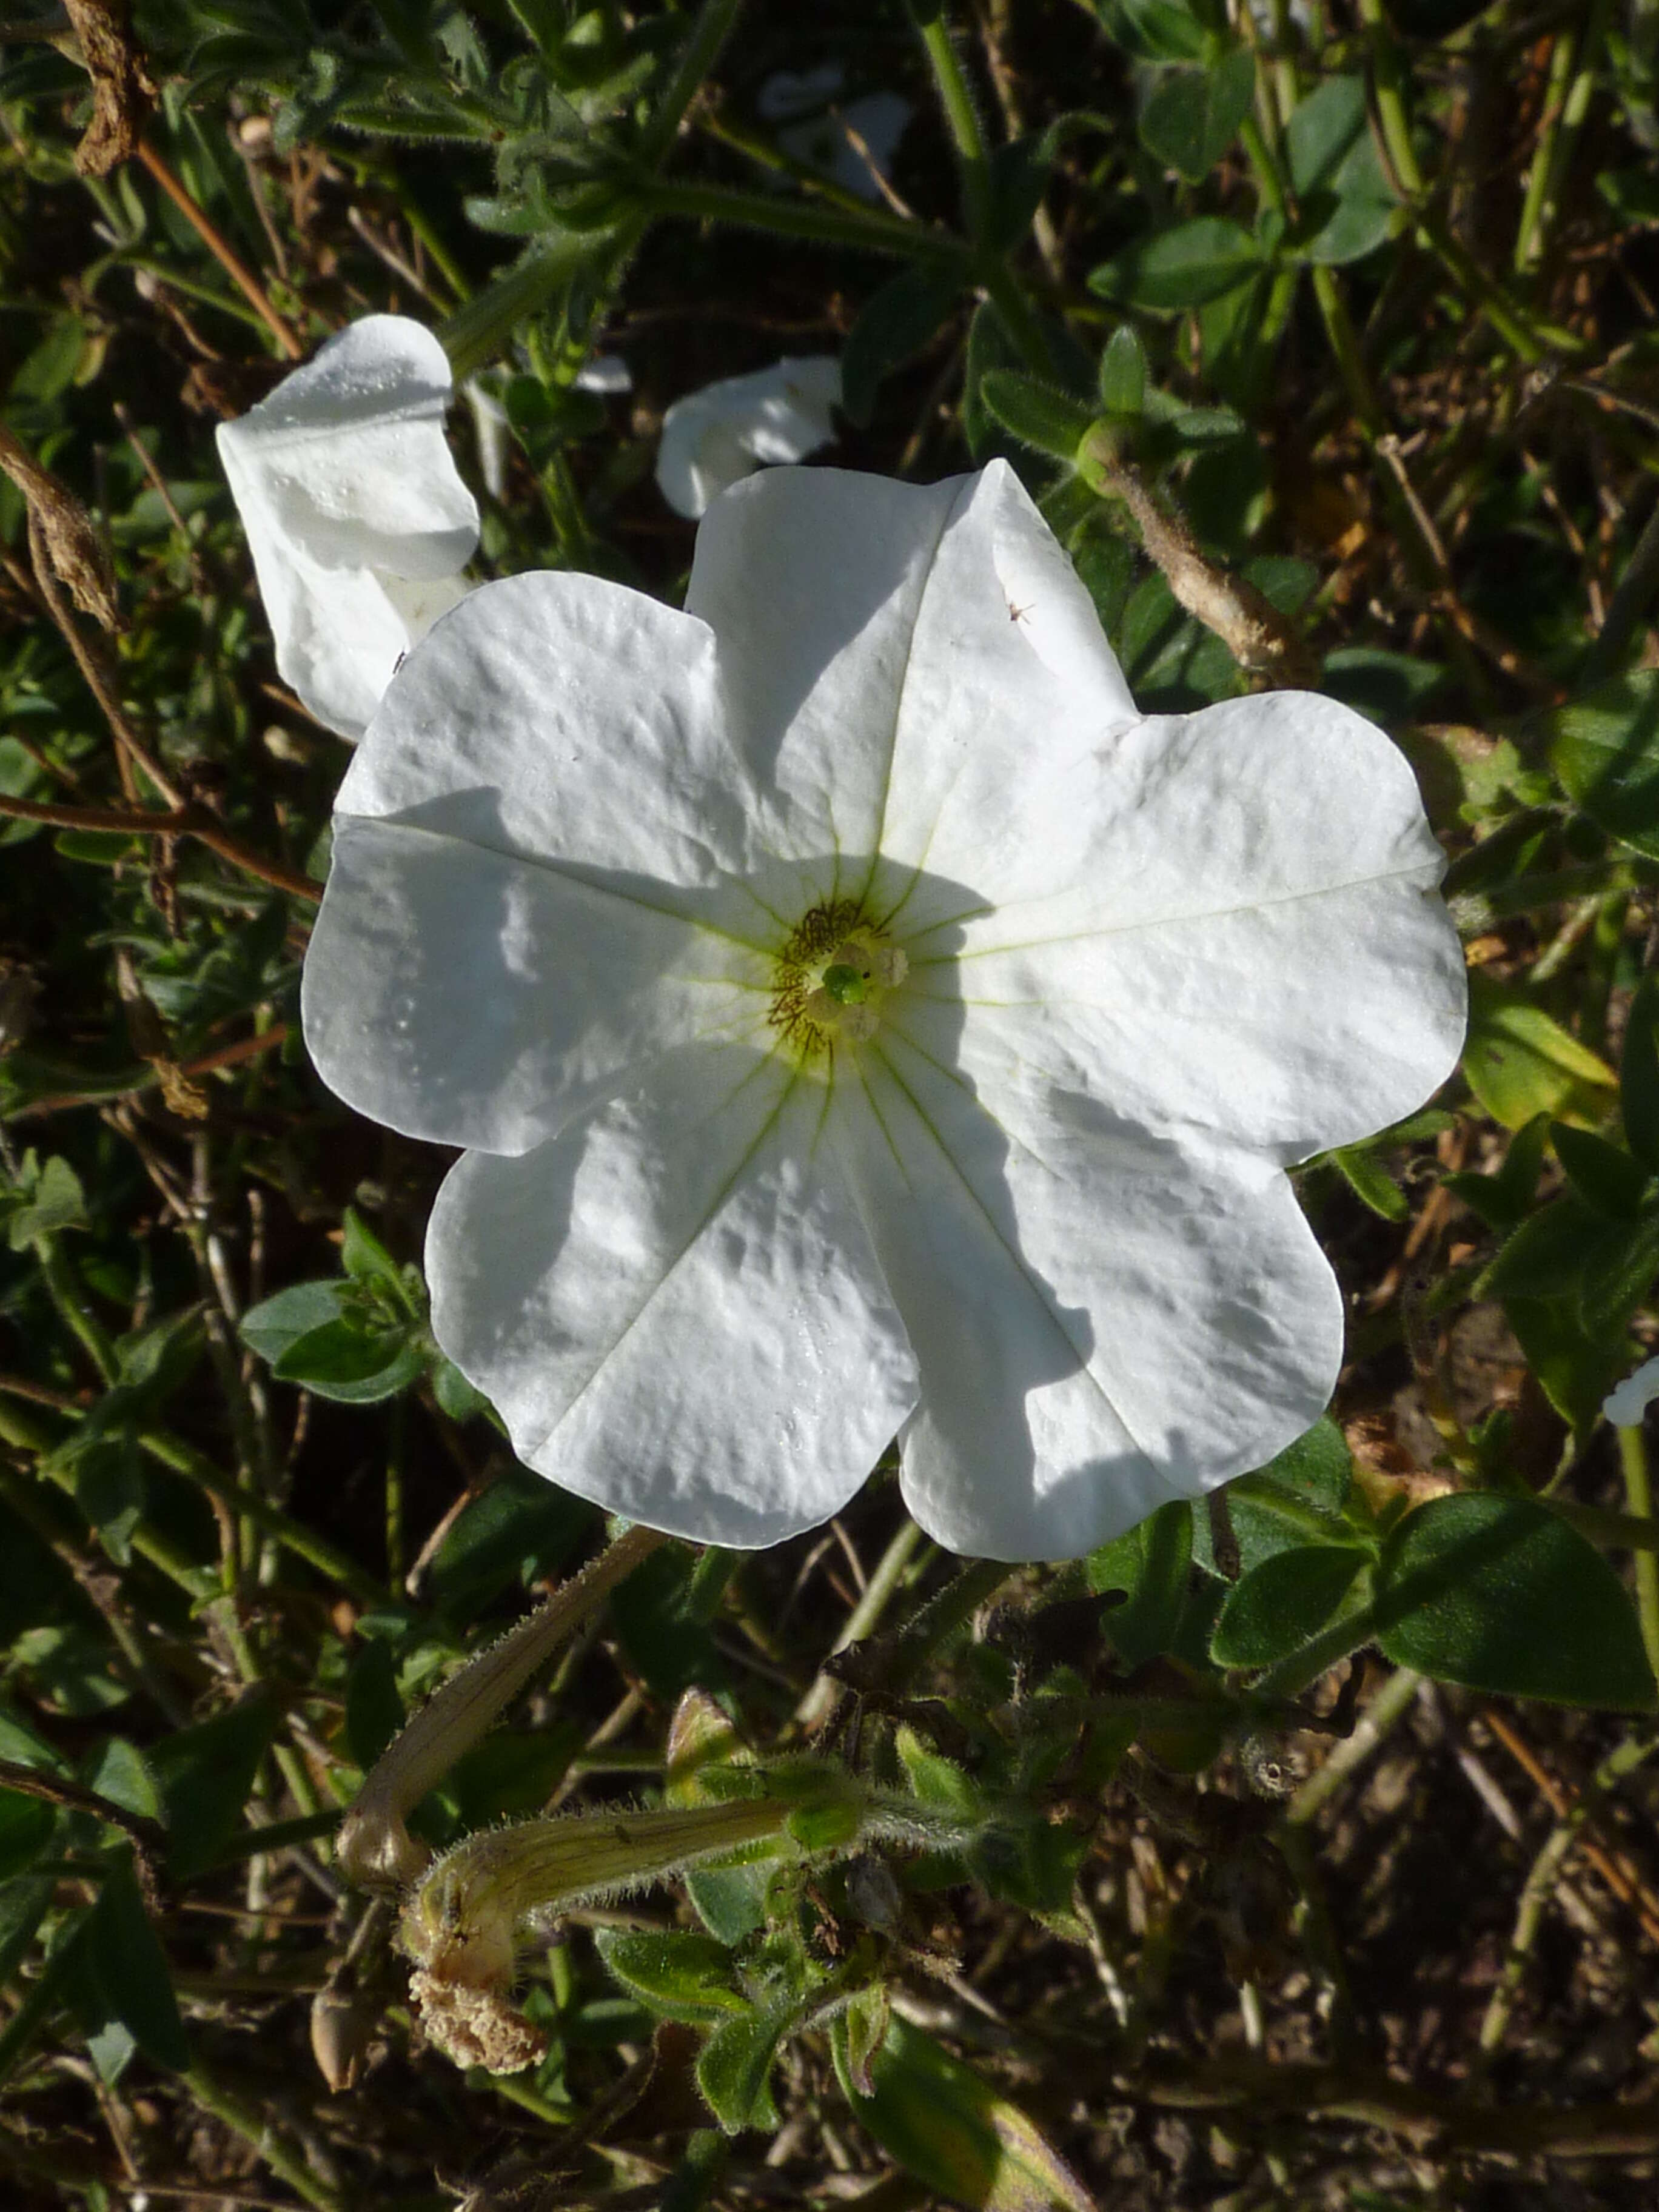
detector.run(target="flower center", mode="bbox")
[769,899,908,1061]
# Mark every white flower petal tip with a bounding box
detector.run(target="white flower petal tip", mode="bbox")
[303,459,1467,1561]
[655,357,843,520]
[1605,1357,1659,1429]
[218,314,481,740]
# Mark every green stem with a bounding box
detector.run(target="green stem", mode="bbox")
[795,1517,926,1731]
[183,2062,346,2212]
[1617,1423,1659,1686]
[916,9,992,242]
[885,1553,1014,1691]
[636,0,746,173]
[1285,1664,1421,1828]
[636,178,965,266]
[1513,0,1614,275]
[32,1233,119,1388]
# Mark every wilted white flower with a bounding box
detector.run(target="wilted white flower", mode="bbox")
[303,461,1466,1561]
[1605,1357,1659,1429]
[218,315,479,740]
[656,358,841,520]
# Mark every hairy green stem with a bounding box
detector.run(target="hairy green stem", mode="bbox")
[636,0,746,172]
[637,178,965,266]
[916,10,992,243]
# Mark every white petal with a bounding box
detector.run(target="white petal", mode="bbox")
[1606,1357,1659,1428]
[306,569,806,1148]
[216,315,477,578]
[302,817,768,1155]
[904,689,1466,1160]
[428,1046,919,1546]
[334,569,783,903]
[834,1039,1343,1561]
[657,360,842,519]
[235,541,437,740]
[685,463,1137,914]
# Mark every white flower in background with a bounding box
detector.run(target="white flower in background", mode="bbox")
[656,358,842,520]
[1605,1358,1659,1427]
[301,461,1466,1561]
[759,65,913,203]
[218,315,479,740]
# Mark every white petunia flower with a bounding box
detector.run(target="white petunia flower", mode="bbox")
[218,315,480,740]
[1605,1357,1659,1428]
[656,358,842,520]
[301,461,1467,1561]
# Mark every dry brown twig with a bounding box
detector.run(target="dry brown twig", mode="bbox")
[60,0,155,176]
[0,422,120,632]
[1078,427,1319,688]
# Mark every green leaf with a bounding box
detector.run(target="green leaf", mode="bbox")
[896,1727,984,1820]
[85,1857,189,2071]
[270,1316,424,1404]
[962,299,1024,461]
[1373,1493,1655,1709]
[1484,1192,1659,1334]
[840,263,962,429]
[1087,1500,1191,1664]
[1090,0,1208,62]
[1622,974,1659,1176]
[1552,1123,1652,1219]
[1443,1113,1550,1230]
[1463,973,1617,1130]
[695,2001,794,2133]
[1545,669,1659,859]
[1284,76,1399,264]
[1224,1419,1355,1571]
[238,1280,347,1366]
[2,1152,87,1249]
[1088,217,1262,312]
[0,1790,55,1880]
[1211,1546,1369,1669]
[1331,1142,1410,1221]
[978,371,1096,461]
[340,1208,409,1293]
[426,1463,590,1614]
[1096,324,1146,416]
[594,1930,748,2024]
[1504,1294,1631,1432]
[149,1694,278,1882]
[833,2013,1094,2212]
[1139,48,1257,183]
